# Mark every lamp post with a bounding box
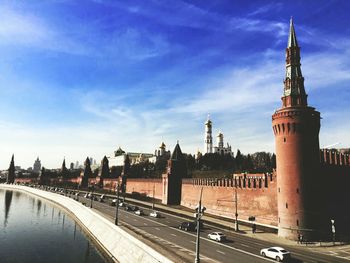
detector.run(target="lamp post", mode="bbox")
[115,182,120,225]
[90,184,94,208]
[331,219,336,245]
[152,184,155,210]
[195,187,204,263]
[234,186,239,232]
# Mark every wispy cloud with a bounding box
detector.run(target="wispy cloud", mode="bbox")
[105,28,170,61]
[248,3,283,17]
[0,6,88,55]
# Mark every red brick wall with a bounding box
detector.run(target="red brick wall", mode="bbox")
[181,176,278,226]
[125,178,163,199]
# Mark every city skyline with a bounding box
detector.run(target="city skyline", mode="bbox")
[1,0,350,169]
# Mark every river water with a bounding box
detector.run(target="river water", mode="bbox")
[0,188,107,263]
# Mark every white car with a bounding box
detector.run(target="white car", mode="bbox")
[260,247,291,262]
[207,232,226,242]
[150,211,160,218]
[135,210,144,216]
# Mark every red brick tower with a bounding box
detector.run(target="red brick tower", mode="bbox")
[272,18,321,240]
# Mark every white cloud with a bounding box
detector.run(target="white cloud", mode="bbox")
[0,6,89,55]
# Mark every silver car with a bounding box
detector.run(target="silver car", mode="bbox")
[260,247,291,262]
[208,232,226,242]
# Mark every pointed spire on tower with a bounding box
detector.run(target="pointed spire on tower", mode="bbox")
[282,18,308,108]
[7,154,15,184]
[171,142,183,160]
[288,17,298,48]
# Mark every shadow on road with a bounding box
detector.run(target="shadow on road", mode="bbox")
[288,257,304,263]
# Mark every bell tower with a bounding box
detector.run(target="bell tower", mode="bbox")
[272,18,321,240]
[204,114,213,154]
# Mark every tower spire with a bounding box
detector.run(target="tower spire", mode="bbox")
[282,18,307,108]
[288,17,298,48]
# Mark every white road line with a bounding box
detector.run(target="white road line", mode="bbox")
[190,241,196,244]
[336,256,350,259]
[171,233,177,237]
[216,250,226,255]
[143,223,148,225]
[155,227,160,230]
[95,199,274,262]
[241,244,250,248]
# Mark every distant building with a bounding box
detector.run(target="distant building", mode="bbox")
[33,157,41,174]
[108,146,156,167]
[204,115,233,156]
[152,142,171,161]
[204,115,213,154]
[213,132,233,156]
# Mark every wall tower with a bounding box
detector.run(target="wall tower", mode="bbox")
[204,114,213,154]
[272,18,321,240]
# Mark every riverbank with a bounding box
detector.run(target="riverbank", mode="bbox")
[0,184,173,263]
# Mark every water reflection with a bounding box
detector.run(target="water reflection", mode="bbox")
[0,188,106,263]
[4,190,13,227]
[84,241,91,263]
[37,199,42,217]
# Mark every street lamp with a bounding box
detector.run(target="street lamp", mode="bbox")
[234,186,239,232]
[152,184,155,210]
[115,182,120,225]
[195,187,205,263]
[90,183,95,208]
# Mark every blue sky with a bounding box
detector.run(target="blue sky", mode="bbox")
[0,0,349,169]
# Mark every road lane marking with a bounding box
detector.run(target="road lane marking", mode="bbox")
[155,227,160,230]
[171,234,177,237]
[241,244,250,248]
[87,198,275,262]
[143,223,148,225]
[216,250,225,255]
[190,241,196,244]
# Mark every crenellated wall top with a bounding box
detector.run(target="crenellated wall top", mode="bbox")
[182,172,276,189]
[320,149,350,167]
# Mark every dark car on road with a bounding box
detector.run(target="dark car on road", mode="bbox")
[179,222,196,232]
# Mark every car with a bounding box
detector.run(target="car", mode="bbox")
[99,194,105,202]
[130,206,139,212]
[260,247,291,262]
[179,222,196,232]
[118,202,125,207]
[150,211,160,218]
[208,232,226,242]
[110,199,117,206]
[135,209,144,216]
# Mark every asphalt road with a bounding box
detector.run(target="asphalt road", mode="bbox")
[51,188,349,263]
